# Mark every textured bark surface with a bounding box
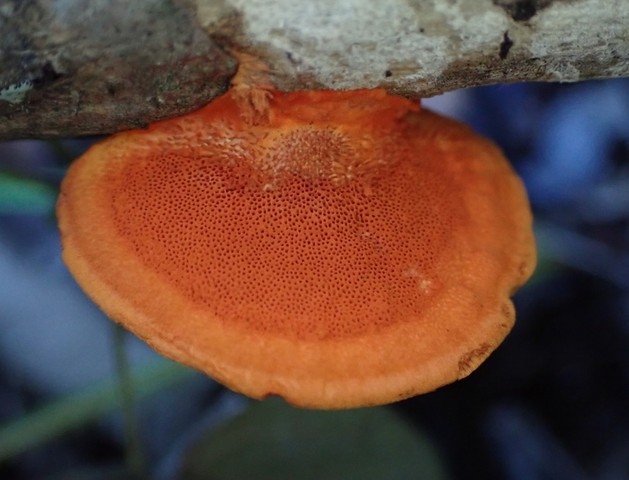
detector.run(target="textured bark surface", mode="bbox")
[0,0,236,139]
[1,0,627,139]
[197,0,628,95]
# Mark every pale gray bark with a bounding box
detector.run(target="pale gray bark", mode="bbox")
[1,0,627,139]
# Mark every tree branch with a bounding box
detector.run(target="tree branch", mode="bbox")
[1,0,627,139]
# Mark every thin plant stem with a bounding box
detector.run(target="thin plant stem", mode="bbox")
[113,324,148,479]
[0,358,193,461]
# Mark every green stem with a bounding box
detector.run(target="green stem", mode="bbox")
[0,355,195,462]
[113,324,148,479]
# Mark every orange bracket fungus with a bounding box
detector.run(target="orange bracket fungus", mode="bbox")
[57,60,536,409]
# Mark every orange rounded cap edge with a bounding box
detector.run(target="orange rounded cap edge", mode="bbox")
[57,88,536,409]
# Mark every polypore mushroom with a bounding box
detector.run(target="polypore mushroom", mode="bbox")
[57,79,535,409]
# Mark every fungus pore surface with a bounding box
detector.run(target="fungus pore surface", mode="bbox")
[57,88,536,409]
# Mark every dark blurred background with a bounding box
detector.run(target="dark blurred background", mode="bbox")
[1,79,628,480]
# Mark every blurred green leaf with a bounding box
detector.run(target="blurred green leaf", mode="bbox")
[0,358,196,461]
[179,398,449,480]
[0,171,57,214]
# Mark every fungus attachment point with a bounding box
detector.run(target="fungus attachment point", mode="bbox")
[57,86,536,409]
